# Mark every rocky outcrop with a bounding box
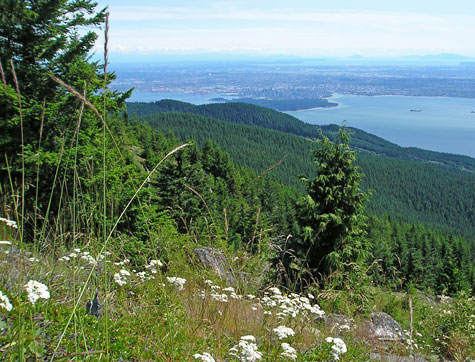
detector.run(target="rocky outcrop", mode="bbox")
[365,312,406,341]
[193,247,235,285]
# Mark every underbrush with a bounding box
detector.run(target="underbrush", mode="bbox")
[1,221,473,361]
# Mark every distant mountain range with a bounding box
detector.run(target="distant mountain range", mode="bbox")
[107,52,475,66]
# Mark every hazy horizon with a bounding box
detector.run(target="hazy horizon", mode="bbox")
[94,0,475,59]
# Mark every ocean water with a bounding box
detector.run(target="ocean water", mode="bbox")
[128,91,475,158]
[287,94,475,158]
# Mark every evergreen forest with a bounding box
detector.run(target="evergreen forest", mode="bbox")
[0,2,474,360]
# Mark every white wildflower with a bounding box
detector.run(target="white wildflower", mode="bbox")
[229,335,262,361]
[166,276,186,291]
[273,326,295,340]
[0,241,12,245]
[119,269,131,276]
[193,352,215,362]
[325,337,347,360]
[81,254,97,265]
[114,270,130,286]
[24,280,50,304]
[247,294,256,300]
[308,293,315,299]
[0,217,18,229]
[263,310,272,315]
[204,279,213,286]
[0,290,13,311]
[230,292,242,300]
[261,296,277,307]
[211,292,229,303]
[73,248,81,253]
[145,259,163,274]
[269,287,282,296]
[223,287,235,293]
[29,257,40,262]
[281,342,297,360]
[58,256,70,262]
[114,258,130,266]
[196,290,207,298]
[136,271,153,281]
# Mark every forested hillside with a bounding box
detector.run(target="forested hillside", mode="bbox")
[2,2,474,360]
[128,117,475,295]
[128,100,475,173]
[135,111,475,238]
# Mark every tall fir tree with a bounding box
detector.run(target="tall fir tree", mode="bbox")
[281,128,370,288]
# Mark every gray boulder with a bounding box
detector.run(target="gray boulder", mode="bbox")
[366,312,406,341]
[86,290,103,318]
[193,247,235,285]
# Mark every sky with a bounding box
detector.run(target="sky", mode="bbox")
[93,0,475,58]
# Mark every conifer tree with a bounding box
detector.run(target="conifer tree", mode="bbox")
[282,128,369,287]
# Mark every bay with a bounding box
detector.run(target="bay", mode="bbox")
[287,94,475,158]
[129,91,475,158]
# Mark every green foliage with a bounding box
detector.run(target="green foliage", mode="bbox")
[368,215,475,295]
[431,294,475,360]
[0,0,135,241]
[280,129,370,288]
[132,104,475,239]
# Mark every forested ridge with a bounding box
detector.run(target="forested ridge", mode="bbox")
[127,117,475,295]
[135,111,475,239]
[127,99,475,173]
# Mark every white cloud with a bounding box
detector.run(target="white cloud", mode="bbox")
[97,6,475,56]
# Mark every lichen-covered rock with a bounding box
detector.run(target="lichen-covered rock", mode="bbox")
[366,312,406,341]
[194,247,235,285]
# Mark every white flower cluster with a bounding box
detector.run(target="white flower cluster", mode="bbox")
[229,335,262,362]
[325,337,347,360]
[273,325,295,340]
[0,289,13,311]
[0,217,17,229]
[280,342,297,360]
[24,280,50,304]
[197,281,244,302]
[260,287,325,320]
[114,258,130,266]
[58,248,105,266]
[145,259,163,274]
[114,269,131,286]
[166,276,186,291]
[193,352,215,361]
[0,241,12,246]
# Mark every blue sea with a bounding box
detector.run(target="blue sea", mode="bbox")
[128,91,475,158]
[287,94,475,158]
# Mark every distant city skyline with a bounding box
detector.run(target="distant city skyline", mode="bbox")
[94,0,475,58]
